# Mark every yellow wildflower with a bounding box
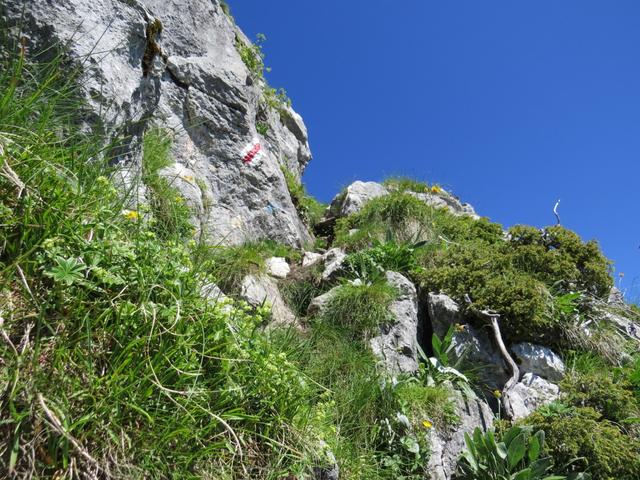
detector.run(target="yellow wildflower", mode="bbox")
[493,389,502,399]
[454,323,466,333]
[430,185,442,194]
[121,209,139,221]
[422,419,433,429]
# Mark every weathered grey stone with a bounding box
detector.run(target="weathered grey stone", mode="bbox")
[427,293,509,388]
[265,257,290,279]
[321,248,347,281]
[427,390,494,480]
[240,274,296,326]
[370,272,420,374]
[327,181,388,217]
[410,191,479,219]
[3,0,312,247]
[302,251,323,267]
[307,287,338,316]
[511,342,565,382]
[510,373,560,420]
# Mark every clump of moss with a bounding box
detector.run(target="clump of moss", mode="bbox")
[525,407,640,480]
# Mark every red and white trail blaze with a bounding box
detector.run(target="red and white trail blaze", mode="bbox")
[241,139,264,165]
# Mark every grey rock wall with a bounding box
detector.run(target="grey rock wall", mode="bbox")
[2,0,312,247]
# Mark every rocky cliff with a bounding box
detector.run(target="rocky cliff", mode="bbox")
[2,0,312,246]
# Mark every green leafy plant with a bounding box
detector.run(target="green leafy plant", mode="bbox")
[457,425,582,480]
[344,241,418,281]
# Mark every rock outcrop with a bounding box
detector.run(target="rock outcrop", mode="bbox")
[427,391,495,480]
[327,180,478,220]
[511,342,565,382]
[240,274,297,327]
[370,271,420,374]
[2,0,313,247]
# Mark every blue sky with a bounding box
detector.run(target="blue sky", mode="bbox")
[229,1,640,300]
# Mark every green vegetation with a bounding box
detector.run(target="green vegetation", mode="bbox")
[1,23,636,479]
[525,408,640,480]
[202,239,301,294]
[141,127,193,239]
[457,425,576,480]
[235,33,292,112]
[282,165,326,227]
[319,280,397,339]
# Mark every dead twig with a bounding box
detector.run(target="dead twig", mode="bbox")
[37,393,104,479]
[553,199,561,225]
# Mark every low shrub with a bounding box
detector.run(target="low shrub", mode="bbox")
[525,407,640,480]
[344,240,418,281]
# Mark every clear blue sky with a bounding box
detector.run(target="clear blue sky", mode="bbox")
[229,1,640,301]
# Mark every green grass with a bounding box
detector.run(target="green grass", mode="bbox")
[0,50,320,479]
[282,166,326,227]
[319,280,397,339]
[200,239,301,294]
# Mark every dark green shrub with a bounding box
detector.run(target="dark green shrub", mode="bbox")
[509,225,613,297]
[526,407,640,480]
[560,370,639,424]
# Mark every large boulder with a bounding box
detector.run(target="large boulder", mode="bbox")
[511,342,565,382]
[2,0,312,247]
[509,373,560,420]
[370,272,420,374]
[321,248,347,281]
[427,391,495,480]
[426,293,509,388]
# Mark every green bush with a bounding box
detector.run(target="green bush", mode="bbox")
[560,370,639,424]
[526,407,640,480]
[344,241,418,281]
[383,176,430,193]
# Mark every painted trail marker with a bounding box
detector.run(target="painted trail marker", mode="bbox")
[241,139,265,165]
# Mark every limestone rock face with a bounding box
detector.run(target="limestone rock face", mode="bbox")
[321,248,347,281]
[370,272,420,374]
[2,0,312,247]
[427,391,495,480]
[510,373,560,420]
[511,342,565,382]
